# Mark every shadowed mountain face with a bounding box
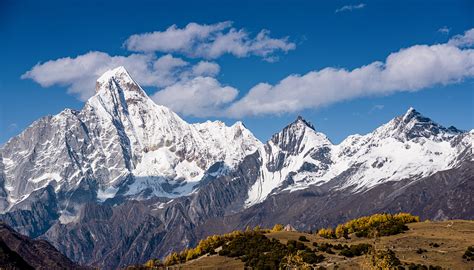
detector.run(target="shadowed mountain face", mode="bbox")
[199,160,474,235]
[0,241,33,270]
[0,67,472,269]
[0,223,88,270]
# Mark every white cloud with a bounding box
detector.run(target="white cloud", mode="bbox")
[21,52,220,101]
[448,28,474,48]
[438,26,450,35]
[151,76,237,117]
[369,104,384,114]
[22,21,295,104]
[191,61,220,77]
[335,3,365,13]
[124,22,295,61]
[150,54,190,87]
[22,25,474,120]
[226,42,474,117]
[125,22,232,53]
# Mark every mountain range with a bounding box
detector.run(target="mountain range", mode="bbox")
[0,66,472,269]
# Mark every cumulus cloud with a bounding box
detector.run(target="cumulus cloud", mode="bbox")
[22,24,474,119]
[226,42,474,117]
[124,22,295,61]
[191,61,220,77]
[152,76,238,117]
[21,52,220,101]
[448,28,474,48]
[335,3,365,13]
[151,54,189,86]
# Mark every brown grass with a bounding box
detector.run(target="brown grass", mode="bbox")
[267,220,474,269]
[166,254,244,270]
[168,220,474,270]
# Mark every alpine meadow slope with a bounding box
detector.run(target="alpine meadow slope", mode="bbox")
[0,67,472,269]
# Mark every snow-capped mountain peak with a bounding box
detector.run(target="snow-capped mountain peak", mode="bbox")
[374,107,464,142]
[245,107,470,207]
[245,116,333,206]
[294,115,315,130]
[93,66,151,109]
[0,67,261,210]
[270,116,330,154]
[96,66,140,92]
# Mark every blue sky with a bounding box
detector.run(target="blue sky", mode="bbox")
[1,0,473,144]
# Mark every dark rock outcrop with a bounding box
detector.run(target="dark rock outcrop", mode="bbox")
[0,222,89,270]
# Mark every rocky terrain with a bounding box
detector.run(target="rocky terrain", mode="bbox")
[0,222,88,269]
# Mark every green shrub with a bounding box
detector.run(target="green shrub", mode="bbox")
[287,240,308,252]
[218,231,290,269]
[339,248,354,257]
[317,242,333,253]
[407,263,442,270]
[298,235,309,242]
[298,250,324,264]
[463,245,474,261]
[416,248,427,254]
[339,243,372,257]
[332,243,345,250]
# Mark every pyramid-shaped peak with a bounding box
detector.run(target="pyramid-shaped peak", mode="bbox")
[402,107,422,120]
[375,107,464,141]
[404,106,417,115]
[293,115,315,130]
[400,107,433,125]
[95,66,147,98]
[97,66,134,84]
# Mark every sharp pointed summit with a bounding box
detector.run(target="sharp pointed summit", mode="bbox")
[401,107,431,124]
[96,66,136,88]
[270,115,330,152]
[97,66,131,83]
[374,107,463,141]
[293,115,315,130]
[95,66,148,101]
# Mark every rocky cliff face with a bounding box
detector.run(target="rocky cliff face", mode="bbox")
[0,222,88,269]
[0,67,471,269]
[42,153,262,269]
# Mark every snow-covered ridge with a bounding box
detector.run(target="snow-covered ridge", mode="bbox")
[0,66,261,211]
[245,107,471,207]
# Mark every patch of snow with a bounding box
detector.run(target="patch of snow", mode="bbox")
[97,186,119,202]
[28,172,61,184]
[59,210,80,224]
